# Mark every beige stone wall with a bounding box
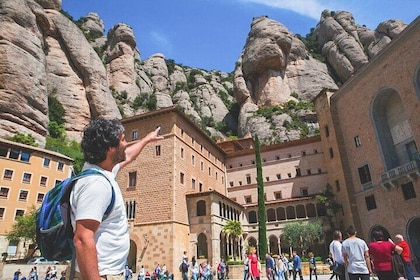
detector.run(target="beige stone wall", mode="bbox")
[314,18,420,240]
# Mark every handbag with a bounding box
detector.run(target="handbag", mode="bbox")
[331,241,345,275]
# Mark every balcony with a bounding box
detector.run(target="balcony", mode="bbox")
[380,159,420,189]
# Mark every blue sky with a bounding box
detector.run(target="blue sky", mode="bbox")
[62,0,419,73]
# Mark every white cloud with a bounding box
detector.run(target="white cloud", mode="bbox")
[238,0,328,20]
[150,31,173,54]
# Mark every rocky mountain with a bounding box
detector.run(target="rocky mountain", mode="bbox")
[0,0,408,146]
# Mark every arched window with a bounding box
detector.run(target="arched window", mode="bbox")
[267,208,276,222]
[249,211,257,223]
[219,201,222,216]
[306,203,317,217]
[372,89,415,170]
[248,237,257,248]
[197,233,208,258]
[276,207,286,220]
[197,200,206,216]
[286,206,296,219]
[296,204,306,218]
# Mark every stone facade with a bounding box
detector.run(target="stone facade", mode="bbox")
[314,16,420,256]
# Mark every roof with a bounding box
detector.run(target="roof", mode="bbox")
[0,138,73,162]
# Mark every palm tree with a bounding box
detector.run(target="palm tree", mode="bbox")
[222,220,243,260]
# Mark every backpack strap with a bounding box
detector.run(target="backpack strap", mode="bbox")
[76,169,115,221]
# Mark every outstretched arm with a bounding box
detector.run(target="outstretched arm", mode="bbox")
[120,126,164,170]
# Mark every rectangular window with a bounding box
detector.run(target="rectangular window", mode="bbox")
[216,172,218,180]
[191,138,195,146]
[55,179,62,186]
[229,182,234,187]
[200,161,204,171]
[406,141,418,161]
[22,173,32,184]
[40,176,48,187]
[275,192,282,200]
[302,151,306,156]
[365,195,377,210]
[180,148,184,158]
[192,179,196,190]
[287,173,292,178]
[37,193,45,203]
[239,181,242,186]
[266,176,270,182]
[401,182,416,200]
[335,180,341,192]
[43,158,50,167]
[129,172,137,188]
[15,209,25,220]
[0,187,10,199]
[276,174,281,180]
[155,145,161,156]
[0,207,4,220]
[9,149,19,160]
[358,164,372,184]
[318,168,322,174]
[3,169,13,180]
[296,168,301,177]
[191,155,195,165]
[245,196,252,203]
[329,147,334,158]
[246,175,251,184]
[180,172,184,184]
[132,130,139,141]
[19,190,29,201]
[199,182,203,192]
[20,151,30,162]
[325,125,330,137]
[307,169,312,175]
[208,167,211,176]
[301,188,309,196]
[0,147,8,157]
[354,135,361,147]
[57,162,64,171]
[314,149,318,154]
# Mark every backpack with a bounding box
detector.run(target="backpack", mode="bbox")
[181,262,188,273]
[35,169,115,261]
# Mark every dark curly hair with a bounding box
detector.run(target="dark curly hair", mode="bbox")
[81,118,125,164]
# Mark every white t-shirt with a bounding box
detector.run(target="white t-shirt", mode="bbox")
[342,237,369,274]
[70,163,129,275]
[329,240,344,264]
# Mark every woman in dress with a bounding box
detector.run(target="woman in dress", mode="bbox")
[248,247,261,280]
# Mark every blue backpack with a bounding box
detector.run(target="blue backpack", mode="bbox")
[35,169,115,261]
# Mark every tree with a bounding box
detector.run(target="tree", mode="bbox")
[6,206,37,258]
[282,221,323,255]
[222,220,243,260]
[8,133,38,147]
[316,184,342,229]
[255,134,267,257]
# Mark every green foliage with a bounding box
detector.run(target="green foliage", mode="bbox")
[222,220,243,237]
[175,81,188,92]
[60,10,74,21]
[254,135,267,257]
[131,93,157,111]
[297,28,325,62]
[282,221,323,252]
[93,44,107,60]
[6,206,37,244]
[48,95,65,125]
[165,59,176,75]
[316,184,342,228]
[7,133,38,147]
[48,121,65,139]
[46,137,84,173]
